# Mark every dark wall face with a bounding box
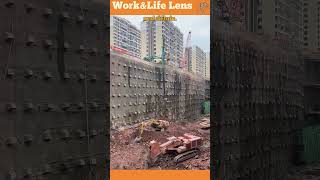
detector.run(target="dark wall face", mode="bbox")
[0,1,108,179]
[305,61,320,85]
[211,28,304,179]
[305,88,320,112]
[304,59,320,125]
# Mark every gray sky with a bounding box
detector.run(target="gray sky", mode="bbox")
[116,15,210,52]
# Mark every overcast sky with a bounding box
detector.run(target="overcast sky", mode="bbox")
[115,15,210,52]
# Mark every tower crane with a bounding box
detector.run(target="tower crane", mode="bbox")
[180,31,192,71]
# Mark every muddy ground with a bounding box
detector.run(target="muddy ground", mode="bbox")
[110,116,210,170]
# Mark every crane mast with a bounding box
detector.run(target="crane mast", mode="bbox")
[180,31,192,71]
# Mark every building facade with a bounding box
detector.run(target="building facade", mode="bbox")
[110,16,141,59]
[190,45,206,78]
[205,52,210,80]
[303,0,320,51]
[141,20,183,67]
[215,0,303,47]
[244,0,303,47]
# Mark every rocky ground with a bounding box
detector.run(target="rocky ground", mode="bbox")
[110,116,210,170]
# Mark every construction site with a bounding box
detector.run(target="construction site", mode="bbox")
[210,9,320,179]
[110,117,210,170]
[1,0,320,179]
[109,52,211,169]
[110,14,211,170]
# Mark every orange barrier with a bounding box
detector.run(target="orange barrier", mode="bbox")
[111,170,210,180]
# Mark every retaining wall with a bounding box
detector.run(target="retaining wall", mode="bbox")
[212,18,304,180]
[110,53,209,129]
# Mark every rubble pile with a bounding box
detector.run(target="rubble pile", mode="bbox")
[110,117,210,170]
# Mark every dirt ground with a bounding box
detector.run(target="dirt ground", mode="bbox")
[110,116,210,170]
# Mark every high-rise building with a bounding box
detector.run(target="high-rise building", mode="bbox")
[216,0,246,22]
[110,16,141,59]
[205,52,210,80]
[141,20,183,67]
[303,0,320,51]
[218,0,302,47]
[190,45,206,78]
[244,0,303,47]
